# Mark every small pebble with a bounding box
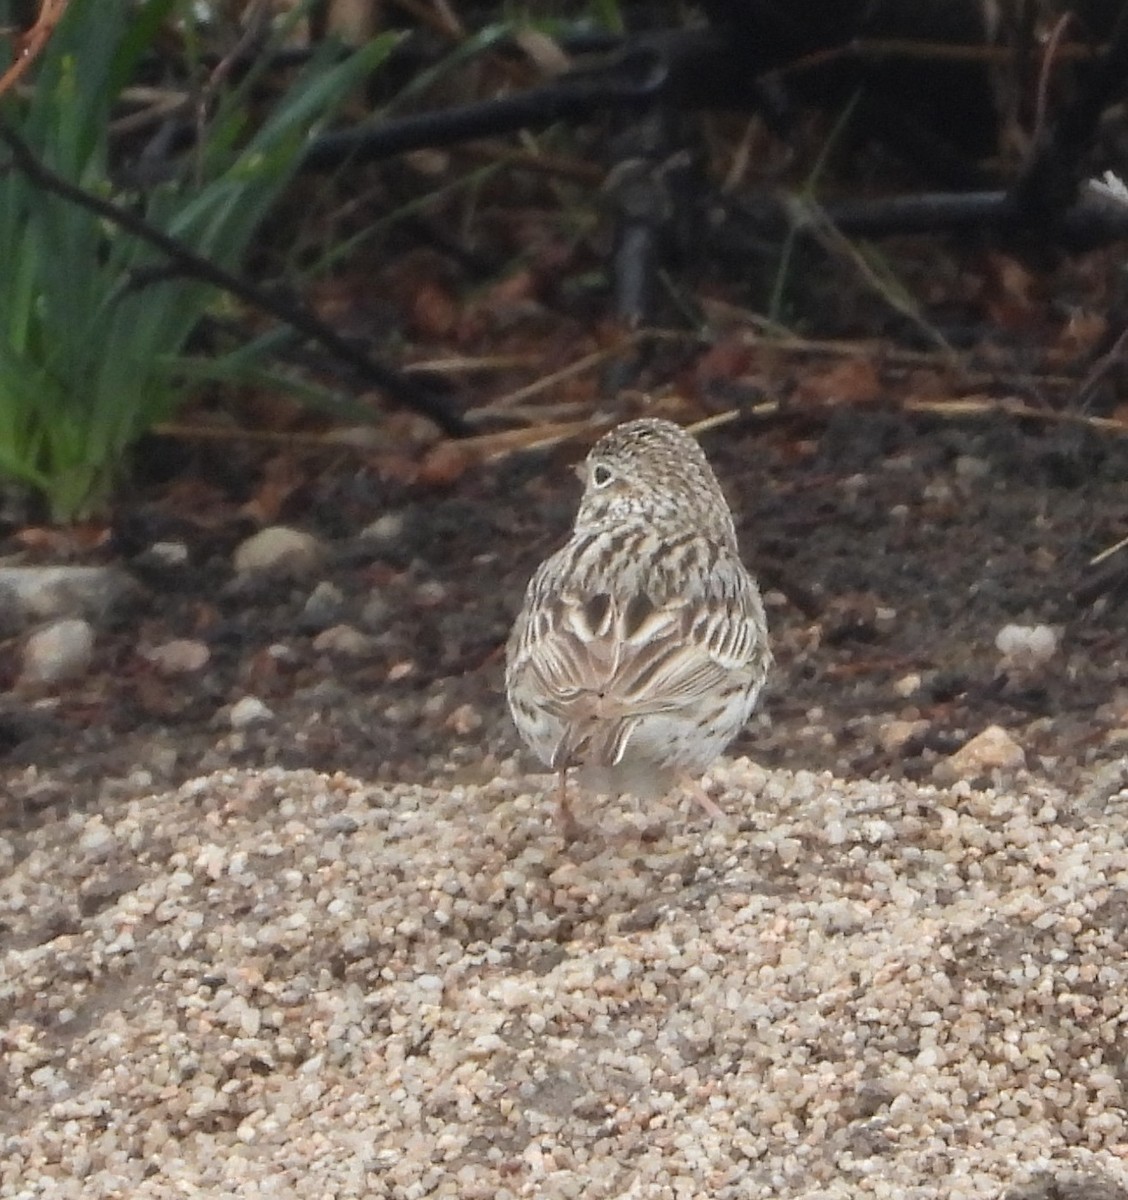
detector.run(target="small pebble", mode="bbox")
[361,513,406,543]
[78,817,116,859]
[301,581,346,629]
[445,703,483,735]
[878,718,929,753]
[954,454,991,478]
[311,624,376,658]
[141,541,190,569]
[0,564,134,623]
[995,623,1058,668]
[893,672,922,697]
[233,527,323,578]
[938,723,1026,780]
[2,761,1124,1197]
[21,618,95,683]
[227,696,274,729]
[358,595,390,631]
[143,639,210,676]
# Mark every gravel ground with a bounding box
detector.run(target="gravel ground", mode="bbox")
[3,760,1128,1198]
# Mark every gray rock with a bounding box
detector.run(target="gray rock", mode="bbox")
[21,618,95,683]
[228,696,275,729]
[301,581,346,629]
[137,541,190,569]
[233,527,324,578]
[143,639,210,676]
[0,565,136,626]
[360,513,406,543]
[311,624,376,659]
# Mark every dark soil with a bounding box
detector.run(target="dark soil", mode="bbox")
[3,405,1127,821]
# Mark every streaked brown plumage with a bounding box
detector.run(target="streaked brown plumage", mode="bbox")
[506,418,771,828]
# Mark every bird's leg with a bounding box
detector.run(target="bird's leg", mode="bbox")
[682,773,729,824]
[557,768,579,840]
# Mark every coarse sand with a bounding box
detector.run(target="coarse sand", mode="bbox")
[2,761,1128,1199]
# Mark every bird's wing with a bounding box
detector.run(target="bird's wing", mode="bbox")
[507,540,768,760]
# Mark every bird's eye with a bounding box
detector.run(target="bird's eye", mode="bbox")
[591,463,613,487]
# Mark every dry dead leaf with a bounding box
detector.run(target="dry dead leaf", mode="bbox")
[379,410,443,450]
[693,335,755,386]
[14,523,111,555]
[417,440,473,487]
[159,477,239,530]
[1054,310,1107,359]
[484,268,538,311]
[239,454,306,524]
[236,387,310,433]
[132,672,190,719]
[409,280,459,340]
[981,251,1041,331]
[0,0,67,99]
[791,357,881,408]
[241,645,289,694]
[323,0,379,43]
[513,27,570,76]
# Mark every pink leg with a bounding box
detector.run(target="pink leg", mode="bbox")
[684,774,728,822]
[557,769,579,840]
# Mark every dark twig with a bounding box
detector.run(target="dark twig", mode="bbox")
[300,46,669,171]
[603,108,693,331]
[0,122,468,437]
[707,186,1128,254]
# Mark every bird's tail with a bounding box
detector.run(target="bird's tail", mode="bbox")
[550,713,637,772]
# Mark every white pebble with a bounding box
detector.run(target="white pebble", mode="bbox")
[940,724,1026,779]
[995,623,1058,667]
[361,513,406,542]
[311,624,376,658]
[228,696,274,728]
[21,618,94,683]
[143,638,210,675]
[144,540,189,567]
[233,526,323,577]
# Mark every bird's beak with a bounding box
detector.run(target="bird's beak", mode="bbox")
[573,463,586,482]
